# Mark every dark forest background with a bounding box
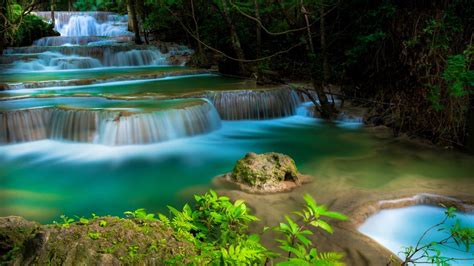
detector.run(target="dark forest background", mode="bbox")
[1,0,473,150]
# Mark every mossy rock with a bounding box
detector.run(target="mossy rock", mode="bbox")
[221,152,310,193]
[0,216,195,265]
[0,216,40,263]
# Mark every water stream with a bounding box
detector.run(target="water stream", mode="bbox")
[1,11,473,263]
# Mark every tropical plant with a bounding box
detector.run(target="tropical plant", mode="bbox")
[158,190,348,265]
[274,194,348,266]
[159,190,270,265]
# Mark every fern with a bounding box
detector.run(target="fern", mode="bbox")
[314,252,345,266]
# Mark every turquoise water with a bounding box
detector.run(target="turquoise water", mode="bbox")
[359,205,474,265]
[0,115,369,222]
[0,74,255,98]
[0,66,187,83]
[0,97,207,112]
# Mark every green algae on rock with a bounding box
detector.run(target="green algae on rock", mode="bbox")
[217,152,311,193]
[0,216,195,265]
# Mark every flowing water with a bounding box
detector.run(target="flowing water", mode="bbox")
[1,11,473,263]
[359,206,474,265]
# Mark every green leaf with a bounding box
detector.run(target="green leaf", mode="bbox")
[310,220,333,234]
[321,211,348,221]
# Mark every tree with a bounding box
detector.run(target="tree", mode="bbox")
[217,0,247,74]
[50,0,55,28]
[302,2,333,119]
[127,0,142,44]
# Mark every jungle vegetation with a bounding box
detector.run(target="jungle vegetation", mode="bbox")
[1,0,473,150]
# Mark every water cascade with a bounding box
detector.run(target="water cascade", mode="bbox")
[206,88,300,120]
[33,36,132,46]
[0,108,52,143]
[0,99,221,145]
[2,12,192,72]
[34,11,132,37]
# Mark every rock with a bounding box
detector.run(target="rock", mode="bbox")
[0,216,196,265]
[217,152,311,193]
[0,216,40,263]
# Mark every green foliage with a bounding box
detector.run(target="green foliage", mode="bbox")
[99,220,108,227]
[274,194,347,265]
[428,45,473,111]
[75,216,90,225]
[400,206,474,265]
[88,231,101,240]
[124,208,157,221]
[53,215,75,228]
[442,47,474,97]
[73,0,126,12]
[161,189,269,265]
[159,190,347,265]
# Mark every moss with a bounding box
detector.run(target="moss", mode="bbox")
[231,152,299,188]
[1,215,196,265]
[0,216,39,263]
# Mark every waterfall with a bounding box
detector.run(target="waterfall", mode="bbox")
[0,100,221,145]
[0,109,52,143]
[96,102,221,145]
[4,46,180,72]
[8,52,102,71]
[105,50,167,66]
[34,11,117,24]
[206,88,301,120]
[34,11,132,37]
[49,109,97,142]
[1,11,190,71]
[33,36,131,46]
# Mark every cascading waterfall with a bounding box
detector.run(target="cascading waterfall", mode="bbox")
[96,102,221,145]
[206,88,301,120]
[33,36,132,46]
[1,11,192,72]
[49,109,97,142]
[8,51,102,71]
[105,50,167,66]
[0,100,221,145]
[34,11,132,37]
[34,11,116,24]
[0,108,52,143]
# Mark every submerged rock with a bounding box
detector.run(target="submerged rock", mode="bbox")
[217,152,311,193]
[0,216,195,265]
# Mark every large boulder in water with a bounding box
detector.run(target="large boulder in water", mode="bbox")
[218,152,310,193]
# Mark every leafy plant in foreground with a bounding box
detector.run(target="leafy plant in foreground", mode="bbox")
[159,190,270,265]
[275,194,348,266]
[398,206,474,266]
[159,190,348,265]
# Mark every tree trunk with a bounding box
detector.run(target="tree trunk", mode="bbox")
[0,0,7,54]
[302,4,332,119]
[51,0,55,28]
[220,0,246,74]
[254,0,261,59]
[320,1,330,86]
[127,0,142,44]
[466,95,474,153]
[68,0,72,11]
[191,0,205,64]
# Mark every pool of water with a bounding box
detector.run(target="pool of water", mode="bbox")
[0,115,366,221]
[359,205,474,265]
[0,96,208,112]
[0,74,256,98]
[0,66,188,83]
